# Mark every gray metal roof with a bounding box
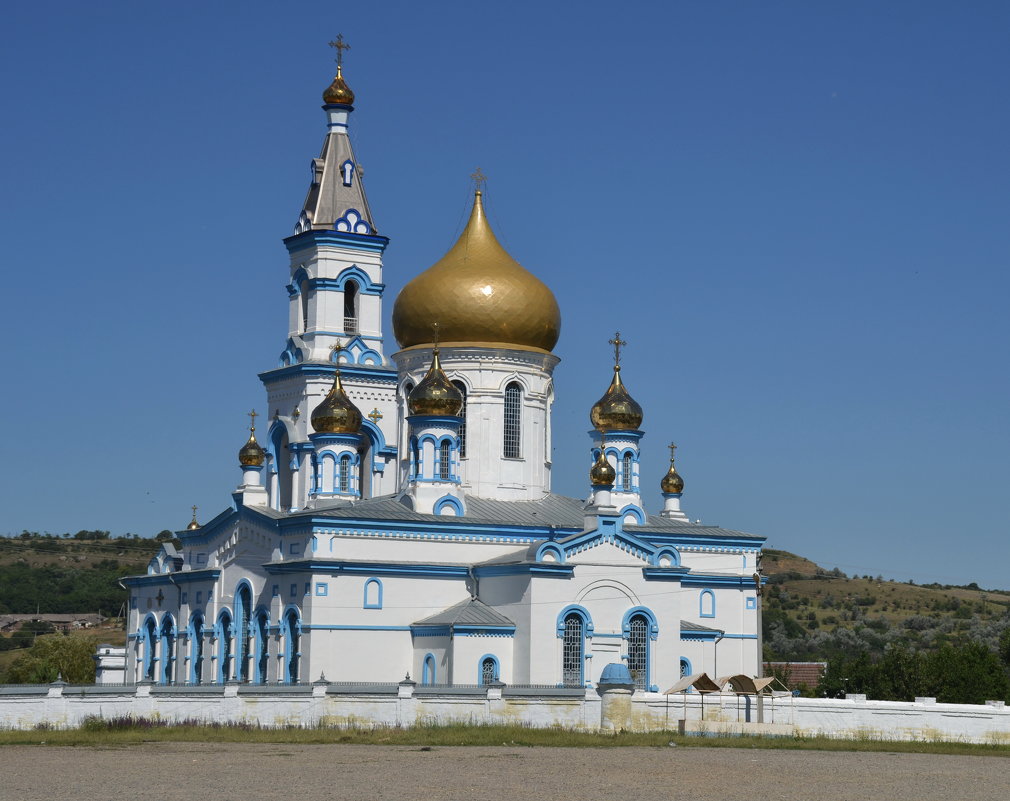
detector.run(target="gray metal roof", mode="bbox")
[413,598,515,628]
[681,620,723,633]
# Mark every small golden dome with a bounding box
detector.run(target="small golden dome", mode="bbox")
[238,413,265,466]
[590,366,644,431]
[392,190,561,352]
[311,365,362,434]
[590,450,616,486]
[186,506,200,531]
[661,461,685,494]
[408,349,464,416]
[323,65,355,105]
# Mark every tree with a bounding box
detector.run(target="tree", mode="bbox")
[3,634,96,684]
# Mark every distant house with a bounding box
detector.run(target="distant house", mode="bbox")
[0,614,106,633]
[763,662,827,691]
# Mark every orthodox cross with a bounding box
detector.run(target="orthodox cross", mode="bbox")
[191,504,198,519]
[248,409,258,432]
[668,442,677,462]
[470,167,487,192]
[328,34,350,67]
[330,340,344,362]
[431,321,441,349]
[609,331,627,366]
[368,407,383,424]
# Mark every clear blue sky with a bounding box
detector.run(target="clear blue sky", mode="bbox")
[1,2,1007,589]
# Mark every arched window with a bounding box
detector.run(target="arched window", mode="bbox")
[300,279,310,334]
[622,453,633,492]
[562,613,584,687]
[235,585,252,682]
[339,454,351,492]
[452,381,467,457]
[254,611,269,684]
[343,279,359,334]
[409,436,420,479]
[159,616,175,685]
[479,655,499,685]
[422,654,436,685]
[217,611,233,684]
[700,590,716,618]
[190,614,204,685]
[283,609,300,685]
[439,440,451,480]
[680,657,691,679]
[363,578,382,609]
[627,614,649,690]
[142,616,157,682]
[503,382,522,459]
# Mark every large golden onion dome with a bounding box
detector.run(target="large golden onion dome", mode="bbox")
[590,449,616,486]
[661,452,685,494]
[392,190,561,352]
[408,348,464,416]
[323,65,355,105]
[311,365,362,434]
[590,365,644,431]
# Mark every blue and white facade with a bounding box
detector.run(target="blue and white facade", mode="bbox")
[123,65,766,692]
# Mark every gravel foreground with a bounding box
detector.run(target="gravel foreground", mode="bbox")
[0,742,1007,801]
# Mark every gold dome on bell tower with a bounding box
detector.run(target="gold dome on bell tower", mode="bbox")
[392,174,561,352]
[322,35,355,105]
[590,332,644,431]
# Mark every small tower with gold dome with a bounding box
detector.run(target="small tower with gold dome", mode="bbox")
[391,178,561,502]
[235,411,269,507]
[659,443,688,521]
[588,333,646,524]
[401,338,467,515]
[307,344,364,502]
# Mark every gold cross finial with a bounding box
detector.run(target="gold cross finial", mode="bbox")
[328,34,350,68]
[668,442,677,461]
[330,339,344,358]
[191,505,198,519]
[470,167,487,193]
[431,321,441,349]
[608,331,627,366]
[248,409,258,432]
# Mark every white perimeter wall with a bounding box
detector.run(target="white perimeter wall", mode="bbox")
[2,685,1009,744]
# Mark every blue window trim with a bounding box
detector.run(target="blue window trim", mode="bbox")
[281,606,301,685]
[621,606,659,641]
[363,577,383,609]
[422,653,436,686]
[618,504,646,524]
[433,494,464,516]
[252,609,270,685]
[556,604,594,638]
[478,654,500,685]
[215,608,233,684]
[680,657,693,680]
[650,546,681,567]
[745,596,757,610]
[315,582,328,597]
[290,583,298,598]
[187,613,205,685]
[699,589,716,618]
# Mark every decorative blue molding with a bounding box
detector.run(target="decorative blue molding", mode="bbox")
[433,495,464,516]
[122,569,221,587]
[333,208,372,235]
[284,228,389,255]
[474,563,573,578]
[302,624,411,632]
[618,504,646,524]
[682,574,756,589]
[534,543,565,564]
[267,560,470,579]
[478,654,500,685]
[422,654,436,685]
[315,582,328,596]
[556,605,594,638]
[746,596,757,610]
[622,606,659,641]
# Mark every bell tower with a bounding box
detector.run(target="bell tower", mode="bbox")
[258,39,399,512]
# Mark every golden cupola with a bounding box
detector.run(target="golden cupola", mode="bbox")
[238,412,266,467]
[590,368,644,431]
[408,348,464,416]
[323,64,355,105]
[186,506,200,531]
[392,189,561,352]
[590,449,616,486]
[311,364,363,434]
[661,445,685,494]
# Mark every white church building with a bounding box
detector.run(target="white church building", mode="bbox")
[123,54,766,693]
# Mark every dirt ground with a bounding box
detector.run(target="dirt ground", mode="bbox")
[0,742,1007,801]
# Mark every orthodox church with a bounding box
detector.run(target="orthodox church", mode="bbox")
[124,52,765,692]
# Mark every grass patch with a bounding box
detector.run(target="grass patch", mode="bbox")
[0,719,1008,756]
